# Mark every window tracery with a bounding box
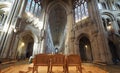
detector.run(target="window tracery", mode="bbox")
[73,0,88,23]
[97,0,107,9]
[115,3,120,10]
[25,0,41,16]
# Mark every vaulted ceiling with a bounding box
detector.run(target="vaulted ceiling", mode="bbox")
[49,4,67,46]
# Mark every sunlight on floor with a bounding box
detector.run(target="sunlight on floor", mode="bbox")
[1,63,109,73]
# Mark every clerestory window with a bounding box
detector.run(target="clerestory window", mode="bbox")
[73,0,89,23]
[25,0,41,16]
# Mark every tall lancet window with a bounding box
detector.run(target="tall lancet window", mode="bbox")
[73,0,89,23]
[25,0,31,12]
[25,0,41,16]
[98,2,103,9]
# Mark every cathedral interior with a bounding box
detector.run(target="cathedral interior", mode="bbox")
[0,0,120,73]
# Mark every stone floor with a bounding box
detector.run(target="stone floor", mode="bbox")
[1,60,120,73]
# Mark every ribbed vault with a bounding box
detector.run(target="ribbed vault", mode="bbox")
[49,4,67,46]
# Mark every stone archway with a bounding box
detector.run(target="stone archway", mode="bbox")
[79,36,93,62]
[16,31,34,60]
[108,40,120,64]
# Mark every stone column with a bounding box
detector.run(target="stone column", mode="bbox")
[18,0,27,17]
[32,42,39,56]
[0,0,18,56]
[2,0,23,58]
[90,0,112,64]
[12,35,20,59]
[11,0,23,26]
[0,0,18,55]
[41,39,45,53]
[0,15,7,45]
[90,35,101,63]
[112,20,119,33]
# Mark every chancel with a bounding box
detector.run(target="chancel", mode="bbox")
[0,0,120,73]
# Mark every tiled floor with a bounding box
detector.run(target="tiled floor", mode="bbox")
[1,61,120,73]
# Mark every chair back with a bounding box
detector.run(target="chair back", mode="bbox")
[34,54,50,66]
[67,54,81,66]
[51,54,66,66]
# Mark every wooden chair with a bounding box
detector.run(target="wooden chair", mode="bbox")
[50,54,67,73]
[66,54,82,73]
[32,54,51,73]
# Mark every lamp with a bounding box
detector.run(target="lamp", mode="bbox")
[107,21,113,32]
[85,45,88,48]
[107,24,112,31]
[13,27,20,33]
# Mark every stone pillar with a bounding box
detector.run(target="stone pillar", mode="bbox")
[90,35,101,63]
[2,0,23,58]
[18,0,27,17]
[112,20,119,33]
[11,0,23,26]
[61,1,74,55]
[74,41,80,55]
[0,0,18,55]
[8,34,19,59]
[90,0,112,64]
[38,0,47,54]
[0,0,18,56]
[32,42,39,56]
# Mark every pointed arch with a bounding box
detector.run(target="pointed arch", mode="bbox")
[101,12,115,21]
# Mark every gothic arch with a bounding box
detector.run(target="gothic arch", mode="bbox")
[46,0,70,14]
[101,12,115,31]
[44,1,71,54]
[77,33,90,41]
[76,33,93,62]
[24,25,39,43]
[75,33,91,52]
[17,30,34,59]
[17,24,40,56]
[101,12,115,21]
[98,0,108,9]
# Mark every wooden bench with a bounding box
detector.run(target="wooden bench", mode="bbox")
[50,54,67,73]
[32,54,82,73]
[32,54,51,73]
[66,54,82,73]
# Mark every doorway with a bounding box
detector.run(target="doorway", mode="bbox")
[108,40,119,64]
[79,36,93,62]
[17,33,34,60]
[26,42,34,58]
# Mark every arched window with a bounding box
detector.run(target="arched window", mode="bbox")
[25,0,31,12]
[101,2,107,9]
[102,15,113,32]
[73,0,89,23]
[25,0,41,16]
[115,4,120,10]
[98,2,103,9]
